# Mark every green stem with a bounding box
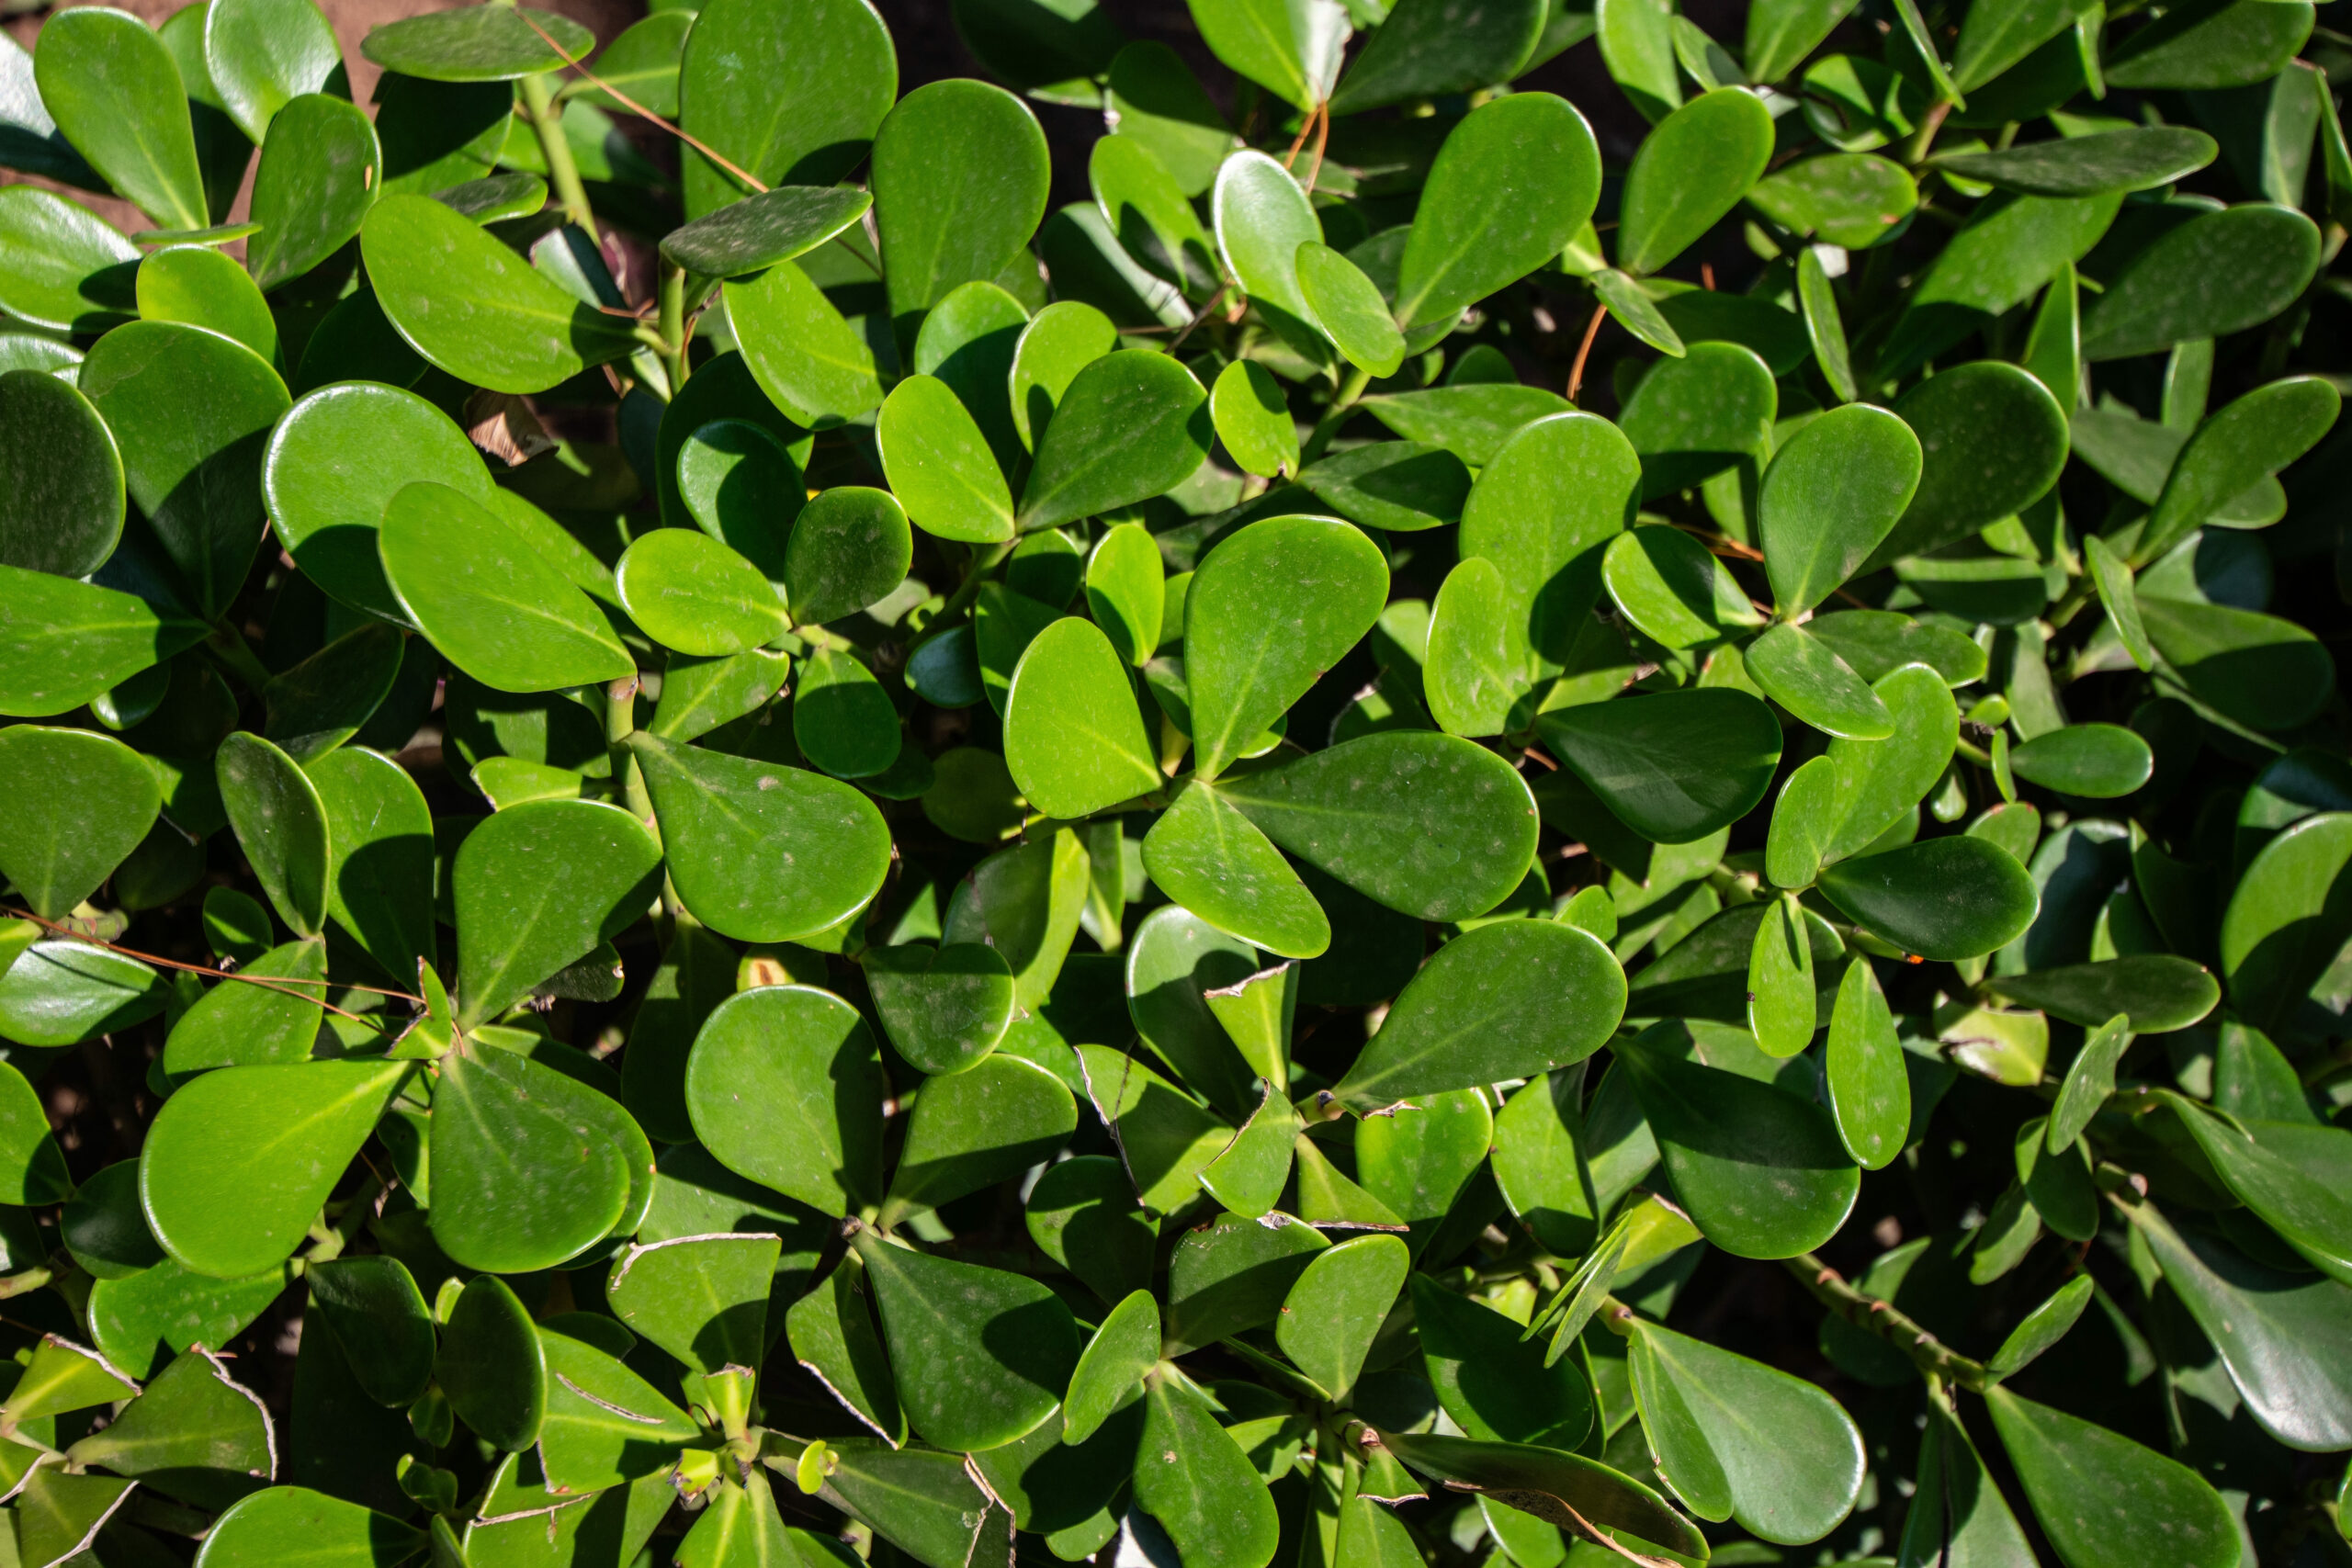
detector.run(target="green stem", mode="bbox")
[205,622,275,694]
[0,1265,51,1301]
[519,70,597,241]
[659,263,692,393]
[1781,1251,1988,1391]
[919,541,1017,640]
[1298,365,1374,468]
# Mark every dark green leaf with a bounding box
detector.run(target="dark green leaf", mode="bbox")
[1019,350,1210,532]
[359,6,592,81]
[853,1228,1079,1452]
[1538,689,1782,844]
[688,986,886,1216]
[37,7,208,230]
[1619,88,1776,276]
[1411,1274,1594,1448]
[2081,203,2322,361]
[0,367,121,579]
[661,184,870,278]
[439,1275,547,1450]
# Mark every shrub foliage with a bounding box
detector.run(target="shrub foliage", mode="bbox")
[0,0,2347,1562]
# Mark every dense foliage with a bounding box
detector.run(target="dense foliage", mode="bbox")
[0,0,2348,1562]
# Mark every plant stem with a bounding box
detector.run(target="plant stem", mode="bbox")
[920,541,1017,639]
[1781,1251,1988,1391]
[205,621,275,694]
[658,262,691,392]
[1299,364,1374,467]
[519,70,597,241]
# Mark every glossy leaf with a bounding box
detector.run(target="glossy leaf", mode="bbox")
[430,1043,646,1273]
[878,374,1017,544]
[1826,958,1906,1169]
[1617,1031,1860,1258]
[1140,781,1329,959]
[661,184,870,278]
[728,260,887,427]
[0,726,160,920]
[688,986,886,1217]
[1758,401,1922,615]
[1211,360,1301,479]
[1986,1385,2238,1568]
[1064,1289,1158,1444]
[37,8,208,231]
[883,1053,1075,1224]
[1618,88,1776,276]
[853,1228,1079,1452]
[1537,689,1783,844]
[453,798,662,1025]
[1411,1275,1594,1448]
[2081,204,2322,362]
[871,80,1049,325]
[438,1275,547,1450]
[1396,94,1600,330]
[616,528,789,656]
[1747,621,1896,741]
[0,368,122,580]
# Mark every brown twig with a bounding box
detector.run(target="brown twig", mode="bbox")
[1168,283,1229,352]
[1,907,414,1022]
[1566,302,1607,403]
[515,11,771,196]
[1301,104,1332,196]
[1281,101,1327,171]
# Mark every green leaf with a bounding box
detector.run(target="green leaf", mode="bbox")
[1186,514,1386,777]
[782,487,910,627]
[1825,958,1906,1169]
[1804,611,1985,688]
[1537,688,1782,844]
[1328,0,1543,113]
[2,1337,139,1423]
[1819,835,2041,961]
[1210,360,1301,480]
[1362,385,1577,466]
[1134,1371,1283,1568]
[1027,1152,1161,1298]
[141,1058,406,1279]
[537,1328,700,1491]
[877,373,1016,544]
[1335,921,1622,1111]
[1766,755,1837,890]
[682,422,806,584]
[2084,535,2153,671]
[1082,521,1165,668]
[262,624,403,764]
[1356,1087,1492,1256]
[2139,595,2334,734]
[1461,410,1640,675]
[1425,557,1525,737]
[1199,1085,1298,1217]
[861,942,1014,1078]
[1064,1288,1158,1444]
[1619,88,1775,276]
[2081,203,2321,361]
[1220,730,1541,922]
[1601,525,1763,651]
[688,986,886,1217]
[1796,245,1858,402]
[0,1059,67,1206]
[1746,621,1897,740]
[359,5,591,79]
[1591,267,1687,356]
[787,1252,904,1444]
[872,79,1047,325]
[1616,1030,1860,1258]
[852,1228,1079,1452]
[214,731,329,939]
[362,195,637,394]
[609,1232,780,1373]
[1009,300,1118,454]
[883,1053,1075,1225]
[2126,1196,2352,1451]
[2142,375,2339,561]
[2163,1101,2352,1285]
[1935,127,2216,197]
[0,938,165,1045]
[79,320,289,618]
[957,829,1091,1011]
[1122,902,1261,1118]
[63,1160,162,1280]
[793,645,901,779]
[2221,812,2352,1034]
[1379,1431,1711,1562]
[194,1485,427,1566]
[1748,152,1918,249]
[1411,1275,1594,1448]
[1297,242,1405,376]
[1866,363,2068,568]
[1004,616,1160,818]
[1617,341,1776,499]
[307,745,435,984]
[1746,0,1858,81]
[1276,1233,1407,1401]
[0,367,122,580]
[1019,350,1210,531]
[162,937,325,1081]
[0,187,137,334]
[435,1040,650,1277]
[661,184,870,278]
[438,1275,548,1450]
[1822,663,1959,862]
[1092,131,1216,295]
[1985,1385,2237,1568]
[561,9,691,116]
[676,0,894,217]
[1598,0,1680,121]
[1759,402,1921,615]
[263,383,490,627]
[1985,1272,2093,1380]
[454,798,662,1024]
[1140,782,1329,959]
[379,480,633,694]
[677,1472,794,1567]
[1396,94,1600,330]
[0,567,204,718]
[10,1469,138,1567]
[1628,1318,1864,1542]
[36,7,208,230]
[64,1341,272,1507]
[205,0,339,144]
[1165,1205,1329,1352]
[1747,893,1817,1059]
[1299,440,1470,534]
[0,726,159,920]
[306,1256,435,1408]
[615,528,789,657]
[2002,724,2154,799]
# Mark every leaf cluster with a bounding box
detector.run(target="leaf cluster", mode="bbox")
[0,0,2349,1564]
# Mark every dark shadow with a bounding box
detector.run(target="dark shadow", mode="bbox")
[978,1291,1083,1395]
